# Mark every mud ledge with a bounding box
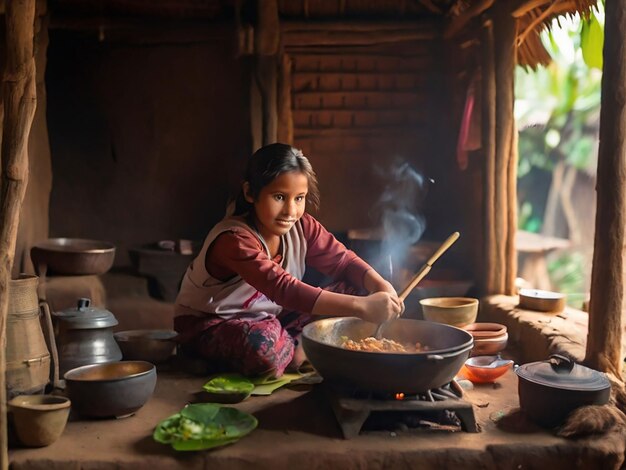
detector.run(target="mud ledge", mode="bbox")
[480,294,588,363]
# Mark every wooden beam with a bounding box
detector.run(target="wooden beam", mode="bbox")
[417,0,443,14]
[0,1,37,467]
[281,20,436,32]
[282,24,437,47]
[585,0,626,379]
[512,0,551,18]
[444,0,494,39]
[516,1,558,47]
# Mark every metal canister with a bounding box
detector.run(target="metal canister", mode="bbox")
[53,298,122,376]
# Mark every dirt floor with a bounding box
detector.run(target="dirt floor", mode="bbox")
[9,363,625,470]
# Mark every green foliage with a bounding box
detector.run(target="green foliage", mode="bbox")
[516,7,604,299]
[518,201,542,233]
[547,252,586,307]
[581,12,604,70]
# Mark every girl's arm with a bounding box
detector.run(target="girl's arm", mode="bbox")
[208,226,401,323]
[363,268,396,295]
[311,289,401,324]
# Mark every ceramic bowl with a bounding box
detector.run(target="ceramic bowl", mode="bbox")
[461,356,514,384]
[31,238,115,275]
[419,297,479,328]
[114,329,178,363]
[463,323,508,356]
[9,394,71,447]
[518,289,566,313]
[64,361,156,418]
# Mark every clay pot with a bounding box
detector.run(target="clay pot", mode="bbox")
[9,395,71,447]
[463,323,508,356]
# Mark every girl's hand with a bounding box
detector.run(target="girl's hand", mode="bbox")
[358,291,403,324]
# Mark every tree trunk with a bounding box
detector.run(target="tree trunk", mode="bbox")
[0,1,38,467]
[584,0,626,379]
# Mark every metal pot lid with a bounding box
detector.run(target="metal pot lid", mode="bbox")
[516,354,610,392]
[53,298,118,329]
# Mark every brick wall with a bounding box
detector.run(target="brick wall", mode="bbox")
[289,44,445,233]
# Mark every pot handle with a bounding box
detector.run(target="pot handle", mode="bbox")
[39,301,61,389]
[426,343,474,361]
[549,353,575,373]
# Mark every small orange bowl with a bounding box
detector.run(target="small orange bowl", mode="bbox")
[460,356,513,384]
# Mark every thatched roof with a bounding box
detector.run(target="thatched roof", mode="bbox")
[49,0,599,68]
[513,0,599,68]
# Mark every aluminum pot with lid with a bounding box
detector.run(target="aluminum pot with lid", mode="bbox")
[53,298,122,376]
[516,354,611,428]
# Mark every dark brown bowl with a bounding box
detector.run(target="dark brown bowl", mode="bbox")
[64,361,156,418]
[31,238,115,276]
[114,330,177,363]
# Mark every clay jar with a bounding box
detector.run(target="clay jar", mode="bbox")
[463,323,508,356]
[9,395,71,447]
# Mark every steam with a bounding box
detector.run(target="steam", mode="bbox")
[372,159,430,286]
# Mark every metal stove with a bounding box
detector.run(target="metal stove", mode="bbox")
[324,379,479,438]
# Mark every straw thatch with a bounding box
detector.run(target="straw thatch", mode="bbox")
[513,0,599,68]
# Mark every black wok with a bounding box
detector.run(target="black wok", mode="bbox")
[302,317,473,394]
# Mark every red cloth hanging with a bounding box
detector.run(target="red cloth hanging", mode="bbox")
[457,73,482,170]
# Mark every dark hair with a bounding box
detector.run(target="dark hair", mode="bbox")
[233,143,320,216]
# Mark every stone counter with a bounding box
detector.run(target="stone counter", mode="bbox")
[10,368,625,469]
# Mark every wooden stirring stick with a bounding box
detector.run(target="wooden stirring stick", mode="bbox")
[398,231,460,301]
[374,231,460,339]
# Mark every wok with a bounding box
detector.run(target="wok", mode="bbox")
[302,317,473,394]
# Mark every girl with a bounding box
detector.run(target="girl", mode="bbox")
[174,143,403,377]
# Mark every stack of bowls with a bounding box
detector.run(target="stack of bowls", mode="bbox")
[463,323,508,356]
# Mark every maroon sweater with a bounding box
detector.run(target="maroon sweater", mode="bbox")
[205,213,372,314]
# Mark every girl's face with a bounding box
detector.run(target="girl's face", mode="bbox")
[245,171,308,242]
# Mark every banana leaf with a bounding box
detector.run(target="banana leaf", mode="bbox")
[202,373,255,395]
[153,403,258,451]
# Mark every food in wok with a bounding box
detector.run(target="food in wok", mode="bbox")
[341,336,427,353]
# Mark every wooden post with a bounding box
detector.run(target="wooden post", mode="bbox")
[480,17,497,295]
[585,0,626,378]
[254,0,279,146]
[277,53,293,145]
[0,1,37,467]
[492,1,517,295]
[479,2,517,296]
